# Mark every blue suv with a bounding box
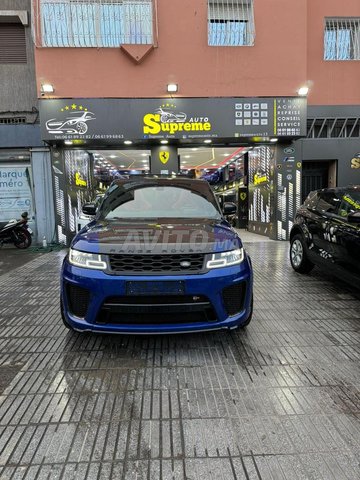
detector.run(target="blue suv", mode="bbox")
[60,177,253,334]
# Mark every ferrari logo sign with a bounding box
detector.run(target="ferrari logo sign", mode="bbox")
[240,192,247,201]
[159,151,170,164]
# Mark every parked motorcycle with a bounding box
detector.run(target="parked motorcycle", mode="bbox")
[0,212,32,249]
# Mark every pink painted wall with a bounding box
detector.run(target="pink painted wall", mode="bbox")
[307,0,360,105]
[35,0,359,105]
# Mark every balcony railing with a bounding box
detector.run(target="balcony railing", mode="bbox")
[32,0,157,47]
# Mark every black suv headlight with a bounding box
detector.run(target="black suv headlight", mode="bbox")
[69,248,108,270]
[206,248,244,269]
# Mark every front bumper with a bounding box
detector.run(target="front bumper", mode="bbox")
[61,257,253,334]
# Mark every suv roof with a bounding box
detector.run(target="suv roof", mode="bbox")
[313,185,360,194]
[109,176,212,195]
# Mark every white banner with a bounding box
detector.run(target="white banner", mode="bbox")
[0,165,34,222]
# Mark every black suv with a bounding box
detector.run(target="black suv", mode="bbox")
[289,186,360,286]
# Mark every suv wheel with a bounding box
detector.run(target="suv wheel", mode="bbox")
[290,234,314,274]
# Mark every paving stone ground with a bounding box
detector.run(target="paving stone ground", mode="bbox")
[0,239,359,480]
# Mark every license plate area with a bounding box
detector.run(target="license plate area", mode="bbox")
[126,281,185,296]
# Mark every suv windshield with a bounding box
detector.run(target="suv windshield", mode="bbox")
[99,184,222,220]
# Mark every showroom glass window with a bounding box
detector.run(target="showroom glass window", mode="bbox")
[324,18,360,60]
[40,0,153,47]
[208,0,255,46]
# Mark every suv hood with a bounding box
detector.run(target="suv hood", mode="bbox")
[72,219,241,254]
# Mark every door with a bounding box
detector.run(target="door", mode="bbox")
[302,161,329,203]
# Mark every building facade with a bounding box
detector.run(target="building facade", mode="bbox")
[0,0,54,244]
[30,0,360,241]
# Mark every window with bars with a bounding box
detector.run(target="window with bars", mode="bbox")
[307,118,360,138]
[208,0,255,46]
[39,0,153,47]
[324,18,360,60]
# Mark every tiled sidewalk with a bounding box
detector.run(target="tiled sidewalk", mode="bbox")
[0,241,359,479]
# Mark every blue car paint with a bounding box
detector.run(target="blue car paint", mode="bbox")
[61,256,253,334]
[60,177,253,334]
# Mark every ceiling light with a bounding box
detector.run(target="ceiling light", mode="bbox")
[160,140,168,144]
[184,155,191,159]
[142,159,148,163]
[167,83,178,93]
[40,83,54,93]
[212,163,217,166]
[124,140,133,145]
[141,153,148,157]
[64,140,72,145]
[298,86,309,96]
[204,139,212,144]
[270,138,278,142]
[109,155,117,158]
[191,148,198,151]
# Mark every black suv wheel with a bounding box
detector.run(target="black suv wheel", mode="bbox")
[290,234,314,274]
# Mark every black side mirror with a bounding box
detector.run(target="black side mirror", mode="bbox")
[223,202,237,215]
[348,212,360,224]
[82,203,97,215]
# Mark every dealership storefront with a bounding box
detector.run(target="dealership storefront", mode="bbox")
[0,124,54,245]
[39,97,307,244]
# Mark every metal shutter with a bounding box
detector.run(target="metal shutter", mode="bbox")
[0,23,27,64]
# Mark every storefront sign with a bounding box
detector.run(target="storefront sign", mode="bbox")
[39,97,307,143]
[351,154,360,169]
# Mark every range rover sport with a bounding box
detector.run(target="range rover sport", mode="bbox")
[61,177,253,334]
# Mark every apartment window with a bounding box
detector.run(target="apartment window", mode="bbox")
[324,18,360,60]
[208,0,255,46]
[40,0,153,47]
[0,23,27,63]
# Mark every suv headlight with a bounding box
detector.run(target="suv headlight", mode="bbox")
[206,248,244,269]
[69,248,107,270]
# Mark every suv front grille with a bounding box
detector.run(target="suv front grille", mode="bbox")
[96,295,217,324]
[109,253,205,274]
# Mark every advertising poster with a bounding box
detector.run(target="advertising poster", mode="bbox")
[52,149,94,244]
[0,165,33,222]
[248,146,275,236]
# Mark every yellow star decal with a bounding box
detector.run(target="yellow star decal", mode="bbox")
[71,103,77,110]
[61,108,64,112]
[79,105,83,110]
[84,108,88,111]
[65,106,70,110]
